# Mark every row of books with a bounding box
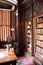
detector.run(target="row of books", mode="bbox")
[37,23,43,28]
[36,17,43,60]
[36,35,43,40]
[27,21,32,54]
[37,17,43,23]
[36,40,43,47]
[36,51,43,58]
[36,29,43,34]
[36,46,43,54]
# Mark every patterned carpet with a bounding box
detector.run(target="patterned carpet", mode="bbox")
[16,53,35,65]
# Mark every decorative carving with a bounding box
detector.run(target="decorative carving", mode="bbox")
[33,0,43,16]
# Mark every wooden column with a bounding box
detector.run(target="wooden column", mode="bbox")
[11,11,15,41]
[18,3,25,44]
[31,0,34,56]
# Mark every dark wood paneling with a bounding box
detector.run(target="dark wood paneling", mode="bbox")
[18,0,33,45]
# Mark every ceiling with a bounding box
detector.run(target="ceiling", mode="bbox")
[0,0,18,10]
[0,1,12,9]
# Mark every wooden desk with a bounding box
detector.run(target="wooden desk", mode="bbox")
[0,49,17,65]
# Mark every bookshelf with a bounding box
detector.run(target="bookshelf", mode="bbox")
[25,21,32,54]
[35,16,43,61]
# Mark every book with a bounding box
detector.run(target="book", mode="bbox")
[37,23,43,28]
[40,41,43,47]
[41,49,43,54]
[36,40,40,46]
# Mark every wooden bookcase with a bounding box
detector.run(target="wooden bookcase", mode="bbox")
[25,20,32,55]
[35,16,43,63]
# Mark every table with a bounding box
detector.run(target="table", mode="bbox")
[0,49,17,65]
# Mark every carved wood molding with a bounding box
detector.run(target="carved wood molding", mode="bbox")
[38,0,43,8]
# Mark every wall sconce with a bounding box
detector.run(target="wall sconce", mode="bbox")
[11,28,15,31]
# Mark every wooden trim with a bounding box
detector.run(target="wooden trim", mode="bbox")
[0,9,11,11]
[33,13,43,18]
[31,0,35,56]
